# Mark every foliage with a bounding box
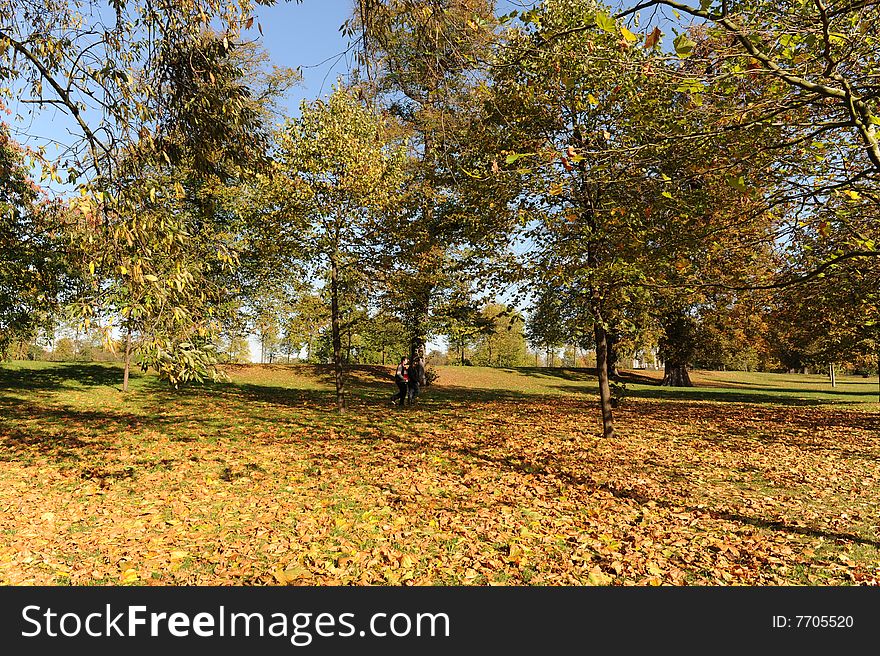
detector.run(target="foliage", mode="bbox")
[468,304,531,367]
[0,123,73,358]
[271,85,408,410]
[352,0,518,361]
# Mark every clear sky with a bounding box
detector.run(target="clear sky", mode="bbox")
[248,1,359,117]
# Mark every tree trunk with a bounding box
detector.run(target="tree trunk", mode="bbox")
[606,332,620,380]
[662,361,693,387]
[330,254,346,413]
[409,335,426,366]
[594,322,617,439]
[122,325,132,393]
[829,363,836,388]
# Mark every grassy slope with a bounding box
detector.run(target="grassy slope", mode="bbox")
[0,360,878,586]
[225,362,880,404]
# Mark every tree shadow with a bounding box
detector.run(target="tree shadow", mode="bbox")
[619,386,872,406]
[221,363,395,388]
[0,362,134,391]
[500,366,599,382]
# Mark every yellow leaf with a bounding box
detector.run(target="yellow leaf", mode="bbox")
[620,25,638,43]
[587,565,613,585]
[274,566,308,584]
[120,568,139,584]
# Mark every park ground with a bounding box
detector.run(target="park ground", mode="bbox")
[0,361,878,585]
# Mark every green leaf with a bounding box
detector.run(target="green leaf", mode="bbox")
[675,78,706,93]
[725,174,747,192]
[595,11,616,34]
[673,34,696,57]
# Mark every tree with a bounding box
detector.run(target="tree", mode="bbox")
[67,33,290,390]
[0,122,73,359]
[470,303,529,367]
[352,0,514,364]
[612,0,880,285]
[438,279,495,366]
[621,0,880,174]
[525,287,567,367]
[283,293,331,363]
[272,86,407,411]
[490,0,700,437]
[221,334,252,364]
[2,2,297,387]
[357,314,410,365]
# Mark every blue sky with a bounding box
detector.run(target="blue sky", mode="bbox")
[249,1,358,117]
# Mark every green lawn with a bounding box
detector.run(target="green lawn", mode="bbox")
[0,360,878,585]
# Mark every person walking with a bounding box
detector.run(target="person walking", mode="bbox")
[391,356,409,407]
[407,357,426,406]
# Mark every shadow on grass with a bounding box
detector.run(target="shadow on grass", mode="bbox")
[616,386,867,406]
[0,362,135,392]
[501,366,599,382]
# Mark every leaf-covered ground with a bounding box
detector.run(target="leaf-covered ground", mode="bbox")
[1,361,878,585]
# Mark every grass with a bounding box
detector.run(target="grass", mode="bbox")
[0,360,878,586]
